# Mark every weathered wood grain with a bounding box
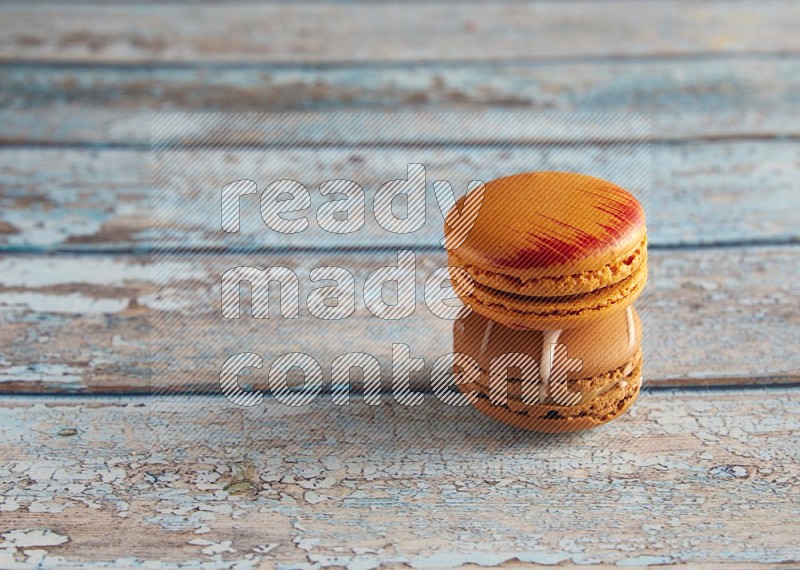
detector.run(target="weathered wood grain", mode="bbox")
[2,141,799,253]
[2,2,800,64]
[0,246,797,394]
[1,389,798,567]
[1,1,797,566]
[4,57,800,144]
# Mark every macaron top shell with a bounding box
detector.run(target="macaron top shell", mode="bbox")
[446,171,646,286]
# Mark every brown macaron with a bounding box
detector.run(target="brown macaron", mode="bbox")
[452,306,643,432]
[446,171,647,330]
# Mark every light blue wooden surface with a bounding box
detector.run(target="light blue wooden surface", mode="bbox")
[0,1,799,568]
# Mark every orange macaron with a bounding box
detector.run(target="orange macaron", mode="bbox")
[453,306,643,432]
[446,171,647,330]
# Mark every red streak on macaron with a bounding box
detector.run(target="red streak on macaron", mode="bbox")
[485,187,644,270]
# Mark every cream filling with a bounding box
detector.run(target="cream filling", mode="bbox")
[479,318,494,363]
[473,306,638,405]
[626,306,635,350]
[539,329,561,402]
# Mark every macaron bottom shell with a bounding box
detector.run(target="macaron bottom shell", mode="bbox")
[456,350,643,433]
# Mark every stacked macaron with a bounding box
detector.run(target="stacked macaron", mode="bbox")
[446,172,647,432]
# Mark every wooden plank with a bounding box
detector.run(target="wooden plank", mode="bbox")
[2,141,799,253]
[0,246,797,395]
[4,57,800,144]
[0,389,799,567]
[2,2,799,64]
